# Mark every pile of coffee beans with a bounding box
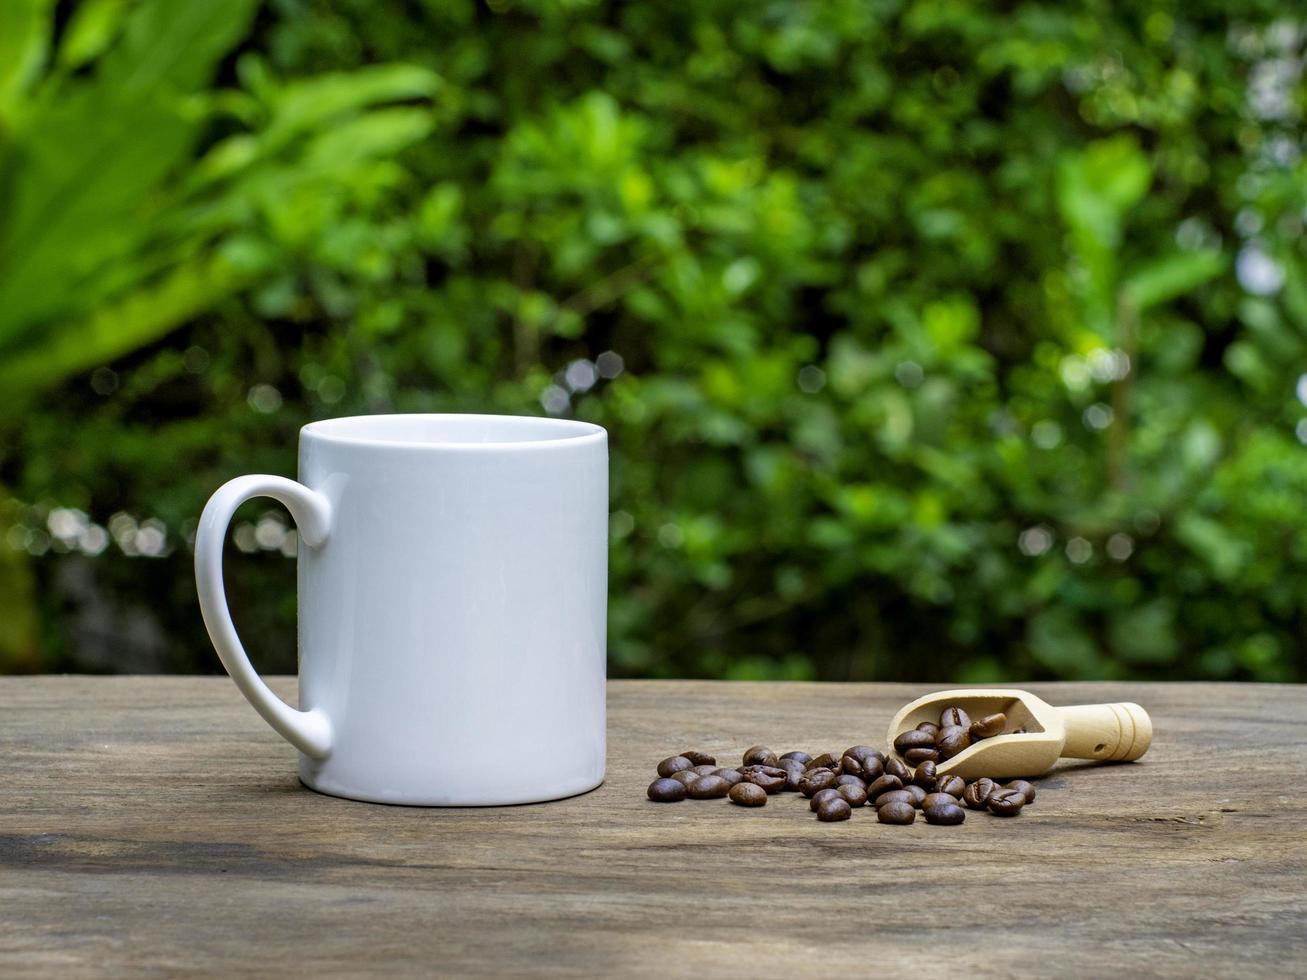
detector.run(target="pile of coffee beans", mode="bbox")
[891,704,1016,763]
[645,705,1038,827]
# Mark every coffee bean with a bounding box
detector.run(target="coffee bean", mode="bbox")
[691,764,719,777]
[657,755,693,778]
[729,782,767,807]
[837,783,868,807]
[936,774,966,797]
[969,713,1006,739]
[902,784,927,807]
[778,760,805,792]
[647,778,687,802]
[779,751,813,764]
[866,774,902,799]
[935,726,971,760]
[916,722,940,739]
[921,792,959,810]
[743,745,778,767]
[836,773,866,789]
[904,747,939,765]
[739,765,787,794]
[841,746,884,780]
[962,778,997,809]
[713,768,744,787]
[799,769,838,797]
[875,789,914,809]
[893,729,935,754]
[811,787,842,811]
[883,758,912,783]
[805,752,843,772]
[1005,780,1037,804]
[987,788,1025,816]
[852,756,883,780]
[670,770,698,788]
[817,798,852,822]
[681,751,717,767]
[778,757,806,774]
[912,761,938,790]
[878,801,916,824]
[940,706,971,729]
[687,775,731,799]
[844,744,885,764]
[924,802,966,825]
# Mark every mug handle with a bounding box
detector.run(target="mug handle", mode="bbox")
[195,475,334,759]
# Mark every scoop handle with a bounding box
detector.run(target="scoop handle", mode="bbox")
[1057,702,1152,762]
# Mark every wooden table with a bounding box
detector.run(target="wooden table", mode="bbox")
[2,678,1305,977]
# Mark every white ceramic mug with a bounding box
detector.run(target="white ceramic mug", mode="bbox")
[195,414,608,805]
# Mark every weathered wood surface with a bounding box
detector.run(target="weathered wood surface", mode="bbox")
[1,678,1305,978]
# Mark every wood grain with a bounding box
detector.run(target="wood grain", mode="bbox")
[1,678,1305,978]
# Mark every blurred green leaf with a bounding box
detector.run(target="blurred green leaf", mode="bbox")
[0,0,52,118]
[57,0,130,71]
[1123,249,1225,311]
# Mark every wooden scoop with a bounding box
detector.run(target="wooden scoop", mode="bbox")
[886,688,1152,780]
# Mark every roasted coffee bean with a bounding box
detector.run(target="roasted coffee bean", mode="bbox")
[669,770,698,788]
[799,769,839,797]
[713,768,744,787]
[817,798,852,822]
[779,750,813,765]
[939,706,972,729]
[916,722,940,739]
[778,757,807,775]
[729,782,767,807]
[921,792,959,810]
[924,802,966,825]
[691,764,719,777]
[841,745,885,779]
[878,801,916,824]
[902,784,927,807]
[962,778,997,809]
[837,784,868,807]
[935,726,971,760]
[836,773,866,789]
[687,775,731,799]
[681,751,717,767]
[810,787,842,811]
[657,755,693,778]
[936,774,966,797]
[912,761,938,790]
[779,761,805,792]
[648,778,687,802]
[875,789,915,809]
[893,729,935,754]
[987,788,1025,816]
[805,752,843,772]
[739,765,787,794]
[1005,780,1037,804]
[743,745,778,767]
[865,774,902,799]
[884,757,912,783]
[904,747,939,765]
[969,713,1006,739]
[850,755,883,780]
[844,744,885,764]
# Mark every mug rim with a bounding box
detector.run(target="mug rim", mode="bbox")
[301,413,606,451]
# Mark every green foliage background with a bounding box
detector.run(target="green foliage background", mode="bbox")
[2,0,1306,682]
